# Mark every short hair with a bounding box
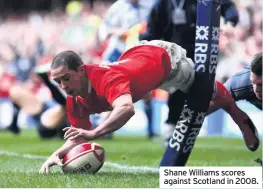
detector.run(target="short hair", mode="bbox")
[251,52,262,76]
[51,50,84,71]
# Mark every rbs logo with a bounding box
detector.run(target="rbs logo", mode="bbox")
[169,107,201,153]
[169,122,201,153]
[195,25,220,74]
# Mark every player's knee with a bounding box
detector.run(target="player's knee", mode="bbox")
[40,106,66,129]
[40,114,54,129]
[9,85,22,101]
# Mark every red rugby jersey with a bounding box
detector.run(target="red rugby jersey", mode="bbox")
[67,45,171,129]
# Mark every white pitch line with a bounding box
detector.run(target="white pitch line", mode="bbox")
[104,162,159,173]
[0,150,47,160]
[0,150,159,173]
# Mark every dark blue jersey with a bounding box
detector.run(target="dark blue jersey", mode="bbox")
[224,67,262,110]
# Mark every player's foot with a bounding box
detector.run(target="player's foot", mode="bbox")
[254,158,262,166]
[7,123,20,135]
[240,118,259,152]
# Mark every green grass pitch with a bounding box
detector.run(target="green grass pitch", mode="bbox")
[0,130,261,188]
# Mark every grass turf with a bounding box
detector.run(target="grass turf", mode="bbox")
[0,130,261,188]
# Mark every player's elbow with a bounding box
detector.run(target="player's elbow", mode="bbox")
[112,94,135,117]
[123,103,135,117]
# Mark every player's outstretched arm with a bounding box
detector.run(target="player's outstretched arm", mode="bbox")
[64,94,135,141]
[207,81,235,115]
[208,81,250,123]
[93,93,135,137]
[39,137,86,174]
[208,81,259,151]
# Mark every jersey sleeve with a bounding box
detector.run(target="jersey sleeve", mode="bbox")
[66,97,92,130]
[208,81,237,115]
[223,68,252,101]
[214,81,236,109]
[96,71,132,106]
[223,77,237,100]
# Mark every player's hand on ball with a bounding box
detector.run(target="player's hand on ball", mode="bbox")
[39,155,63,174]
[63,127,95,141]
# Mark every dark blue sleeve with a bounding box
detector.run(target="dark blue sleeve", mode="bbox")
[221,0,239,26]
[224,69,262,110]
[223,68,255,101]
[139,0,167,40]
[224,68,251,100]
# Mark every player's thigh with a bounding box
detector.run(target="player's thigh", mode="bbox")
[9,84,43,115]
[40,104,66,128]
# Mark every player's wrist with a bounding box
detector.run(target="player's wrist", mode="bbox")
[88,128,99,140]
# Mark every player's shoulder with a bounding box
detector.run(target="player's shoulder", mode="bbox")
[224,66,253,97]
[231,66,251,77]
[85,63,113,82]
[85,63,105,75]
[232,66,251,82]
[228,66,250,82]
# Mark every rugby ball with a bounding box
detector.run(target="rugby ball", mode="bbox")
[62,142,105,174]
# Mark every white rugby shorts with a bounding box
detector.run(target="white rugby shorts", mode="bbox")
[136,40,195,94]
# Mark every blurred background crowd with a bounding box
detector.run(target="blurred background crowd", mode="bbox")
[0,0,261,139]
[216,0,262,82]
[0,0,110,100]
